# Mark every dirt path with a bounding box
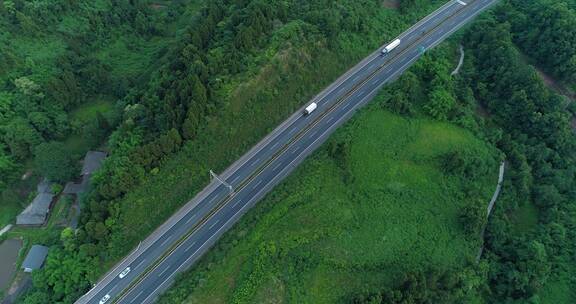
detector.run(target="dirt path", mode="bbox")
[531,63,576,131]
[534,67,575,101]
[0,225,12,237]
[451,45,465,76]
[476,161,505,262]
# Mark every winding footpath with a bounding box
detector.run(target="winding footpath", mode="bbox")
[476,160,506,262]
[451,44,465,76]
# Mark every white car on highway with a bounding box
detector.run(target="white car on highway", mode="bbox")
[119,267,131,279]
[99,294,110,304]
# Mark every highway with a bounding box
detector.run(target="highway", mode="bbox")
[76,0,497,303]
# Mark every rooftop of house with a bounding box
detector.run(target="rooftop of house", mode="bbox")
[36,178,53,194]
[81,151,107,176]
[16,192,54,226]
[21,245,49,272]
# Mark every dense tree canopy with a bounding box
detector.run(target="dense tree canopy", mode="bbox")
[498,0,576,83]
[34,141,77,182]
[462,13,576,302]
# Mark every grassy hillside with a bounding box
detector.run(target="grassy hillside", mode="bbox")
[158,103,500,303]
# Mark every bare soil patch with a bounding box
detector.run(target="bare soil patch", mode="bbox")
[533,65,575,101]
[383,0,400,9]
[149,3,167,10]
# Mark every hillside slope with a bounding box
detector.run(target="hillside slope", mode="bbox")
[159,104,499,303]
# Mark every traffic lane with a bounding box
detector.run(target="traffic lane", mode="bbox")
[82,176,231,303]
[220,54,377,187]
[121,190,259,304]
[115,56,408,303]
[420,0,493,50]
[398,0,462,41]
[393,0,463,48]
[123,161,304,304]
[91,35,380,303]
[273,1,500,186]
[167,0,495,288]
[88,184,232,303]
[198,1,472,247]
[218,0,467,188]
[432,0,497,47]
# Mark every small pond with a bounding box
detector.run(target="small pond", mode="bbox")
[0,239,22,291]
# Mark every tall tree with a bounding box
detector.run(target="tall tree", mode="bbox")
[34,141,77,182]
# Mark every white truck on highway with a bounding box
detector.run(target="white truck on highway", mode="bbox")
[304,102,317,115]
[382,39,401,55]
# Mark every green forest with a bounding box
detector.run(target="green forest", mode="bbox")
[0,0,574,303]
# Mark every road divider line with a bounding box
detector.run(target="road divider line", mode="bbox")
[252,180,263,190]
[159,236,172,248]
[131,291,144,304]
[230,175,241,184]
[157,267,171,278]
[132,258,147,270]
[272,162,283,172]
[208,220,220,231]
[184,241,197,252]
[185,215,196,225]
[250,158,260,167]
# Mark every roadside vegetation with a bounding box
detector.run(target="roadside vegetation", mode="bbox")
[158,99,499,303]
[160,2,576,303]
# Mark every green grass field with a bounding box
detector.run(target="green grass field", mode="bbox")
[69,98,114,123]
[511,201,539,234]
[158,104,499,303]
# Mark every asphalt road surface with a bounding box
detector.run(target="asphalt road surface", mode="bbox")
[76,0,497,303]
